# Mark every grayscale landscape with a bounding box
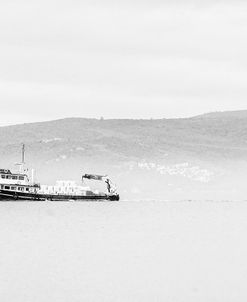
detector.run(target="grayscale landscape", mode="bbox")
[1,0,247,300]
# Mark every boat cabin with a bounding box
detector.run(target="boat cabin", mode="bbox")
[0,169,38,193]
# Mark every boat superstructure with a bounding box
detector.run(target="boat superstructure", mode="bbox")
[0,169,40,199]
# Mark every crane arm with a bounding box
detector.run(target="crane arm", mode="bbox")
[82,174,107,181]
[82,174,117,194]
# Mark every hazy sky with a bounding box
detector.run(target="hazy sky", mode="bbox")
[1,0,247,124]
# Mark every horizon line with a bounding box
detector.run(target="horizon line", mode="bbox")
[1,109,247,127]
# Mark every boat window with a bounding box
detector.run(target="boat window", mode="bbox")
[12,176,18,180]
[19,176,25,180]
[1,175,5,179]
[18,187,24,191]
[11,186,16,190]
[26,188,29,192]
[1,185,3,189]
[5,186,10,190]
[6,175,11,179]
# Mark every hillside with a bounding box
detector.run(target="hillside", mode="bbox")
[0,111,247,200]
[194,110,247,120]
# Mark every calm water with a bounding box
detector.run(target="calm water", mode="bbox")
[0,200,246,302]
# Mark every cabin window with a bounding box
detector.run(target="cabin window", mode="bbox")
[1,185,3,189]
[5,186,10,190]
[26,188,29,192]
[1,175,5,179]
[6,175,11,179]
[11,186,16,190]
[19,176,24,180]
[12,176,18,180]
[18,187,24,191]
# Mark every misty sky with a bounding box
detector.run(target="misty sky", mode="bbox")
[1,0,247,124]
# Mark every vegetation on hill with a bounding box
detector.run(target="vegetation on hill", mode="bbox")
[0,111,247,199]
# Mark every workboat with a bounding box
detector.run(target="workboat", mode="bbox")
[0,145,120,201]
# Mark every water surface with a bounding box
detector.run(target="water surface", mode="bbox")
[0,200,246,302]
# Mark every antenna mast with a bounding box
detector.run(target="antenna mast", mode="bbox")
[22,143,25,164]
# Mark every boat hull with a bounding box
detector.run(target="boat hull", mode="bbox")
[0,189,120,201]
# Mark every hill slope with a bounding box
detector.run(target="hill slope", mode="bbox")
[0,111,247,200]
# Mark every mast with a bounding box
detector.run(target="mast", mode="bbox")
[22,143,25,164]
[18,143,25,173]
[14,143,27,174]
